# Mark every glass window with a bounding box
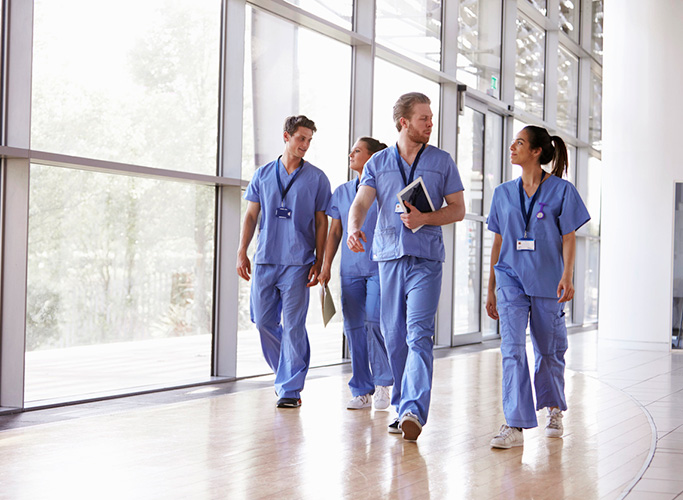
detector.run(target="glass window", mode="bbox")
[457,0,503,99]
[372,58,441,148]
[458,107,485,215]
[584,239,600,323]
[591,0,604,63]
[376,0,442,70]
[25,166,215,402]
[514,16,545,118]
[281,0,352,30]
[239,6,352,377]
[453,220,482,335]
[557,46,579,135]
[559,0,579,41]
[31,0,221,175]
[526,0,547,16]
[589,71,602,150]
[586,157,602,237]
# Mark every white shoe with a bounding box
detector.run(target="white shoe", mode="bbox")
[373,386,391,410]
[400,412,422,441]
[490,424,524,449]
[346,394,372,410]
[545,408,564,438]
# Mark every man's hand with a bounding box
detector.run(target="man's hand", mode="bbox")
[318,265,332,287]
[307,259,322,287]
[237,251,251,281]
[400,201,427,230]
[347,230,367,253]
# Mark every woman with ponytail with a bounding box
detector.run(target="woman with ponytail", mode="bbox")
[485,125,590,449]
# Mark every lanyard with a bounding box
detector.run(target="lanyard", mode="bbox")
[394,143,426,186]
[518,170,546,237]
[275,156,304,204]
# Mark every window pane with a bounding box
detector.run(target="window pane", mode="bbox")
[589,72,603,150]
[25,166,215,402]
[457,0,503,99]
[239,7,351,377]
[453,220,482,335]
[557,46,579,135]
[372,58,441,148]
[282,0,352,29]
[583,239,600,323]
[515,16,545,118]
[31,0,221,175]
[526,0,547,16]
[559,0,579,41]
[591,0,604,63]
[586,157,602,237]
[457,107,485,215]
[376,0,442,70]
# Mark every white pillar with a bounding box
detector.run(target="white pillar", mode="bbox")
[599,0,683,350]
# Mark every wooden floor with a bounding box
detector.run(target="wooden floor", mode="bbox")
[1,330,682,499]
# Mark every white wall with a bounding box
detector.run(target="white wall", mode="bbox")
[599,0,683,350]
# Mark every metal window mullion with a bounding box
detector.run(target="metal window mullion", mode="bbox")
[545,23,559,128]
[348,0,375,151]
[213,0,247,379]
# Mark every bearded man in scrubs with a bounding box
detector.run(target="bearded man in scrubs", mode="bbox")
[237,115,331,409]
[347,93,466,440]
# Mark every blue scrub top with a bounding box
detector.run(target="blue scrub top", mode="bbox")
[360,144,464,263]
[487,174,590,298]
[326,179,379,277]
[245,159,331,266]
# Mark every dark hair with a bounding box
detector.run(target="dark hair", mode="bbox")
[393,92,431,132]
[522,125,568,178]
[283,115,317,136]
[358,137,388,154]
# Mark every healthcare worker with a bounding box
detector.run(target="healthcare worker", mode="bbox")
[486,125,590,449]
[348,93,466,441]
[319,137,393,411]
[237,115,331,409]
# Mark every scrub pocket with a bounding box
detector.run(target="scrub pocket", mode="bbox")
[373,227,399,260]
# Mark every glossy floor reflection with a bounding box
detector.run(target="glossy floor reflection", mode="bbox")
[1,329,681,499]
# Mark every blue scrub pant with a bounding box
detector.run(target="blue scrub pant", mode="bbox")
[497,285,568,429]
[379,257,442,426]
[340,274,393,397]
[250,264,310,399]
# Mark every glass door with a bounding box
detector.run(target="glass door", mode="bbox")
[452,99,503,345]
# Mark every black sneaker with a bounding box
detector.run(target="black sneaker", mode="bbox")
[388,418,401,434]
[276,397,302,408]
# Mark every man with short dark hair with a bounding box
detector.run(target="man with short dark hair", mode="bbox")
[348,92,466,440]
[237,115,331,408]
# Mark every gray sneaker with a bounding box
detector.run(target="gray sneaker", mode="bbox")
[490,424,524,449]
[400,412,422,441]
[545,408,564,438]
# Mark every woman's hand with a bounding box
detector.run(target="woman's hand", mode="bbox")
[318,266,331,288]
[557,275,574,303]
[485,290,499,320]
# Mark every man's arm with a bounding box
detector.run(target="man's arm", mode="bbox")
[400,190,466,230]
[318,218,343,287]
[347,185,376,253]
[236,201,261,281]
[307,210,328,287]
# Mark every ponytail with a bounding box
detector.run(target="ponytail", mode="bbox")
[358,137,388,155]
[522,126,568,178]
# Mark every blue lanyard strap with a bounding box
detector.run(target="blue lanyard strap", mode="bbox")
[275,156,304,203]
[394,143,426,186]
[518,170,546,235]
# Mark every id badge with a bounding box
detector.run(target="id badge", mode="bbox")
[275,207,292,219]
[516,238,535,251]
[395,202,404,213]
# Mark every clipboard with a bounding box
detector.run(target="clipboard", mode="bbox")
[396,176,435,233]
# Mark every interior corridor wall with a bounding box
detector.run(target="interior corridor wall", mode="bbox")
[599,0,683,350]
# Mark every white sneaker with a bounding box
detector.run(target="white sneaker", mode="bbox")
[373,386,391,410]
[400,412,422,441]
[545,408,564,438]
[347,394,372,410]
[490,425,524,449]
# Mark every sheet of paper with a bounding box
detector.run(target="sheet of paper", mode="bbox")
[320,283,336,326]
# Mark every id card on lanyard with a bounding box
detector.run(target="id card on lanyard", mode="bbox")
[275,156,304,219]
[517,171,546,251]
[393,143,426,213]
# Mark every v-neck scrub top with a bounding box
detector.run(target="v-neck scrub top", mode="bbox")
[487,174,590,298]
[359,145,464,263]
[245,159,331,266]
